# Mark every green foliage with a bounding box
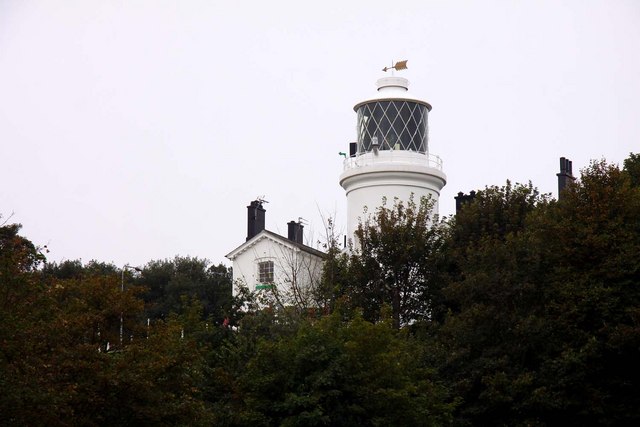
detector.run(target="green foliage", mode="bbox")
[429,182,548,425]
[43,259,119,280]
[317,247,362,325]
[358,196,441,328]
[326,195,444,329]
[4,153,640,425]
[529,159,640,424]
[623,152,640,187]
[436,157,640,425]
[137,256,232,323]
[444,180,547,260]
[212,312,453,426]
[315,217,353,315]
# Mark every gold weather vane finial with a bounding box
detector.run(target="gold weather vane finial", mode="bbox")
[382,60,408,72]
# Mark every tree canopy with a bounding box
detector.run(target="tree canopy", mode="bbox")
[432,159,640,425]
[2,153,639,425]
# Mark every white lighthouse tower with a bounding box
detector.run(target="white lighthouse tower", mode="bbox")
[339,62,446,243]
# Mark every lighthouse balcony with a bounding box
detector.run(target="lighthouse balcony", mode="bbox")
[342,150,443,172]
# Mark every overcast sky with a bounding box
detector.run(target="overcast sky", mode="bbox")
[2,0,639,268]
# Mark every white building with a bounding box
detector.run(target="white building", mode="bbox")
[339,73,446,243]
[226,201,325,304]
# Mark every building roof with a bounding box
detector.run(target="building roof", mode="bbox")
[225,229,326,261]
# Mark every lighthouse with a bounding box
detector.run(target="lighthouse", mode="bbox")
[339,63,446,243]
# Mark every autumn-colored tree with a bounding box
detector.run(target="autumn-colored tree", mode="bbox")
[0,223,50,424]
[0,225,214,425]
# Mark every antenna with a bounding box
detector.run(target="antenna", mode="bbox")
[382,60,408,72]
[256,196,269,204]
[298,217,308,225]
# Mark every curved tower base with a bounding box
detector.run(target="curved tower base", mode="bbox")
[340,151,446,241]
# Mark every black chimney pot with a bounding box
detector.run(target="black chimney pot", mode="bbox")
[454,191,477,214]
[247,200,266,241]
[557,157,576,199]
[287,221,304,244]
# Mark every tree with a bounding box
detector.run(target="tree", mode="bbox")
[1,226,214,425]
[221,313,453,426]
[317,229,354,316]
[1,274,214,426]
[427,182,549,425]
[435,158,640,425]
[43,259,119,280]
[137,256,232,323]
[0,223,49,424]
[441,180,547,272]
[256,241,326,315]
[623,151,640,187]
[528,158,640,424]
[347,195,443,328]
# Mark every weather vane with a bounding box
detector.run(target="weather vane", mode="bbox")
[382,60,408,72]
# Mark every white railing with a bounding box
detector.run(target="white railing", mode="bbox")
[342,150,443,171]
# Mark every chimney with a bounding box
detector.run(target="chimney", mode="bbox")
[557,157,575,199]
[247,200,266,241]
[454,190,477,214]
[287,220,304,244]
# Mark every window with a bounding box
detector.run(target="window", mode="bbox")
[257,260,274,287]
[356,100,429,153]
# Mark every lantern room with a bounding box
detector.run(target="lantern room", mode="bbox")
[353,76,432,155]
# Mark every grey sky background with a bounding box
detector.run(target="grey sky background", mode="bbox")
[1,0,639,268]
